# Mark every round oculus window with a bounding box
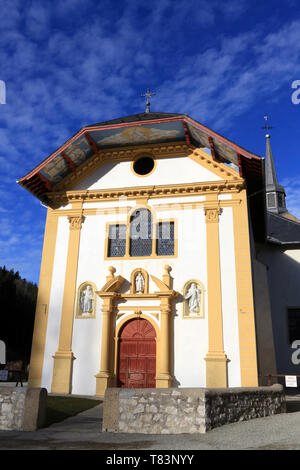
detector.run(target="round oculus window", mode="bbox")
[133,156,155,176]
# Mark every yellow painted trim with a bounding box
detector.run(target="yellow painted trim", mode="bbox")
[28,209,58,388]
[188,147,240,180]
[232,191,259,386]
[157,294,174,387]
[116,306,160,311]
[95,293,117,396]
[51,207,84,394]
[120,293,163,300]
[204,196,228,387]
[52,198,242,219]
[48,179,244,208]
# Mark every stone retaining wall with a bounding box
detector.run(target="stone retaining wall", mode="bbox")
[102,385,285,434]
[0,387,27,430]
[0,387,47,431]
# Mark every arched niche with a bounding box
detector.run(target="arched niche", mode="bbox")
[76,281,97,318]
[182,279,205,319]
[130,268,149,294]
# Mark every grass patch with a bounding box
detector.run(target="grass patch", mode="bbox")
[46,396,102,427]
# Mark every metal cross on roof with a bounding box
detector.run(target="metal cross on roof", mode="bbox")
[141,88,156,113]
[262,114,273,137]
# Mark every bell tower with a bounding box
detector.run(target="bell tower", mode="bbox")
[263,116,287,214]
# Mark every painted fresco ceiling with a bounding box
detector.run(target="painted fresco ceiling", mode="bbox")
[18,113,263,201]
[40,121,185,184]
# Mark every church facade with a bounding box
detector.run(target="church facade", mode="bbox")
[18,111,300,396]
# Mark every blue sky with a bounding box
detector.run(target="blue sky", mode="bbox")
[1,0,300,284]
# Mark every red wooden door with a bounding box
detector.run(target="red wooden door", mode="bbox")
[118,318,156,388]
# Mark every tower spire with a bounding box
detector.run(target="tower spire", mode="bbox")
[263,115,286,214]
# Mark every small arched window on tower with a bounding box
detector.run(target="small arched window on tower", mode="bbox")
[129,208,153,257]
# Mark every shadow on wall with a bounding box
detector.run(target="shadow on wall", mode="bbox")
[258,245,300,377]
[286,395,300,413]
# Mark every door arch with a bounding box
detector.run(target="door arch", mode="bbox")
[117,318,156,388]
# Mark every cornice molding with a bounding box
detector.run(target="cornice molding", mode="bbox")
[47,179,245,208]
[51,141,241,194]
[53,141,191,192]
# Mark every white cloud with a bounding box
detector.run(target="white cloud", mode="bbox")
[1,1,300,281]
[282,176,300,219]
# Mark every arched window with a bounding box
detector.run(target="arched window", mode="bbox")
[129,208,153,257]
[106,208,176,259]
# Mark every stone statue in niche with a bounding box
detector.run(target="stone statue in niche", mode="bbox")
[80,285,94,314]
[185,282,201,315]
[135,272,145,294]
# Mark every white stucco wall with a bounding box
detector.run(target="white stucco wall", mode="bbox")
[41,155,242,394]
[74,156,222,191]
[219,207,241,387]
[41,217,69,391]
[70,202,209,390]
[66,198,239,392]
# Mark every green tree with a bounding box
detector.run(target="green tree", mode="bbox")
[0,267,37,364]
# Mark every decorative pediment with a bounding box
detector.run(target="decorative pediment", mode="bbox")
[98,276,125,293]
[97,267,126,294]
[96,266,178,300]
[150,275,169,292]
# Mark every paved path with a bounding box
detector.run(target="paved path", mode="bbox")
[1,397,300,450]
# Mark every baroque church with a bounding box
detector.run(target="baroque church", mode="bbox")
[18,102,300,397]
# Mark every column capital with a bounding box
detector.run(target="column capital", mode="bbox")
[157,290,177,312]
[68,215,84,230]
[204,207,222,224]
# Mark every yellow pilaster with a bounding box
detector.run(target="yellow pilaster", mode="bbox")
[28,208,58,388]
[232,191,258,386]
[204,199,228,388]
[156,293,173,388]
[95,293,117,396]
[51,210,84,394]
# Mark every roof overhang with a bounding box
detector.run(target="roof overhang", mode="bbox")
[17,113,264,205]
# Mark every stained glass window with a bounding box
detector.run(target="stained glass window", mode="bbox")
[107,224,126,257]
[107,212,176,258]
[129,209,153,257]
[156,222,175,256]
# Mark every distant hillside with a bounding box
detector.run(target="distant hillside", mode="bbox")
[0,266,38,363]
